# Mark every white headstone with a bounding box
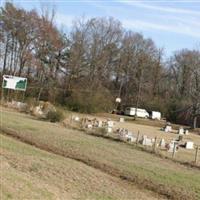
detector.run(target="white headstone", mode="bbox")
[168,141,178,152]
[87,124,93,129]
[165,125,172,133]
[119,117,124,122]
[107,127,112,133]
[74,116,80,121]
[178,127,184,135]
[184,130,189,135]
[126,135,136,142]
[141,135,153,146]
[159,138,166,148]
[98,121,102,127]
[107,121,114,128]
[185,141,194,149]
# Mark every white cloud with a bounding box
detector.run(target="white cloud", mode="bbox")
[103,1,200,38]
[55,13,93,29]
[51,2,200,39]
[118,1,200,16]
[122,19,200,38]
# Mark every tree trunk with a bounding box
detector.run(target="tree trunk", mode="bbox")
[13,40,19,75]
[134,68,143,120]
[134,78,141,120]
[9,36,15,74]
[2,35,9,76]
[193,116,197,129]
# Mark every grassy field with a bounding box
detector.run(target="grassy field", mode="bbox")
[1,108,200,199]
[0,134,162,200]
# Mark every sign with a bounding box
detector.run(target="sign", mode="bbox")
[2,75,27,91]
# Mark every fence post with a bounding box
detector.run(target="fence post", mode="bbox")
[195,146,199,164]
[1,87,4,104]
[70,114,73,124]
[153,137,157,153]
[172,143,176,159]
[136,131,140,145]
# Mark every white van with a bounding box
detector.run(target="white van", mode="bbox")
[125,107,149,118]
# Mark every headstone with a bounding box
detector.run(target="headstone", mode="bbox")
[168,141,178,152]
[164,125,172,133]
[178,127,184,135]
[107,120,114,128]
[98,121,103,128]
[107,127,112,133]
[87,124,93,129]
[185,141,194,149]
[117,128,125,139]
[127,135,136,142]
[159,138,166,148]
[119,117,125,122]
[184,129,189,135]
[74,116,80,121]
[125,132,136,142]
[141,135,153,146]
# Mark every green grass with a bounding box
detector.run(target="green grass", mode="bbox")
[1,109,200,199]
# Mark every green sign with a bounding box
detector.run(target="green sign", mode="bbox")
[3,75,27,91]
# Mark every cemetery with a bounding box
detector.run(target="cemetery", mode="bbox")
[66,114,200,165]
[1,1,200,199]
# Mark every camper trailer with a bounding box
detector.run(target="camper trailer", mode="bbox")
[125,107,149,118]
[150,111,161,120]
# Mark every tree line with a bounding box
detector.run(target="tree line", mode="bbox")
[0,2,200,127]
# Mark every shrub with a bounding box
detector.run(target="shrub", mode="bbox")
[96,127,107,136]
[46,110,64,123]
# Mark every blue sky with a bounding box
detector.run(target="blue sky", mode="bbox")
[2,0,200,56]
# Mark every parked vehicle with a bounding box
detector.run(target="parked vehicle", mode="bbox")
[124,107,149,118]
[150,111,161,120]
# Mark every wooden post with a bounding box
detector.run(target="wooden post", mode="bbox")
[153,137,157,152]
[1,87,4,105]
[22,91,25,102]
[136,131,140,145]
[172,143,176,159]
[70,114,73,124]
[37,87,43,103]
[195,146,199,164]
[7,89,10,102]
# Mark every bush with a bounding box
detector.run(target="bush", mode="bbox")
[46,110,64,123]
[96,127,107,136]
